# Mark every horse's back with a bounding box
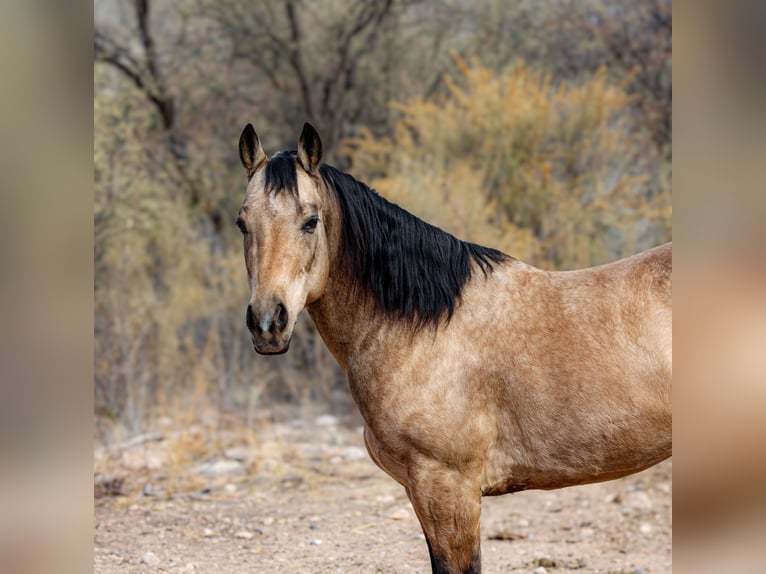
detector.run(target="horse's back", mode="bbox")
[618,241,672,369]
[645,241,672,306]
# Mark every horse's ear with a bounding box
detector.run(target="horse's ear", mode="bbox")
[239,123,268,179]
[298,122,322,173]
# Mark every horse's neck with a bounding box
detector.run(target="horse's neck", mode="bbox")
[306,273,366,373]
[306,185,383,373]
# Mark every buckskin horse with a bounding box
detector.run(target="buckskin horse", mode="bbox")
[235,123,672,574]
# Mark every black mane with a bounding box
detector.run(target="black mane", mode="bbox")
[261,152,509,327]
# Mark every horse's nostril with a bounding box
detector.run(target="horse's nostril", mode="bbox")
[246,304,256,332]
[275,302,288,331]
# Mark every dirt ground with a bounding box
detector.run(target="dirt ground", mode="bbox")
[94,415,671,574]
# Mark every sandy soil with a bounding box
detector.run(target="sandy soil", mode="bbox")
[94,416,671,574]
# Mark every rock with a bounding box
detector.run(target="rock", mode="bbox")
[224,483,237,493]
[390,508,411,521]
[140,551,161,566]
[315,414,338,426]
[622,490,653,513]
[531,567,547,574]
[194,459,243,477]
[310,539,323,545]
[488,531,525,541]
[142,483,158,497]
[94,474,124,498]
[224,447,251,462]
[565,558,587,569]
[121,445,167,471]
[343,446,367,460]
[234,530,255,539]
[119,432,164,451]
[580,527,595,539]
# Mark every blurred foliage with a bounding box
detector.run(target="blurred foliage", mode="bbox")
[94,0,671,435]
[346,56,671,269]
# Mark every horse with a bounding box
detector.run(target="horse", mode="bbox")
[235,122,672,574]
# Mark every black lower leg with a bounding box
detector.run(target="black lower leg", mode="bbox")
[426,538,481,574]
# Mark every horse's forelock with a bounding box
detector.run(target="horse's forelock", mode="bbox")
[263,150,300,197]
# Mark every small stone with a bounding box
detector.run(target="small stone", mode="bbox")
[262,517,275,526]
[315,414,338,426]
[94,474,124,497]
[140,551,160,566]
[343,446,367,460]
[142,484,158,497]
[194,459,243,477]
[487,531,525,541]
[235,530,255,539]
[639,522,652,536]
[622,491,653,512]
[180,563,198,573]
[531,567,547,574]
[565,558,587,569]
[202,528,215,537]
[390,508,411,521]
[224,447,251,462]
[224,483,237,493]
[580,527,595,539]
[310,539,323,545]
[121,445,167,470]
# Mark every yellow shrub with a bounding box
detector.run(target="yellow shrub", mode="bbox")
[344,56,671,269]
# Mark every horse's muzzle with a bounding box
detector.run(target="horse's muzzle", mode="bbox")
[252,337,291,355]
[246,302,292,354]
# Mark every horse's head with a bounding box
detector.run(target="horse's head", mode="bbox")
[236,123,330,355]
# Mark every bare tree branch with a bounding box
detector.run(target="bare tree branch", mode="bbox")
[285,0,316,122]
[95,0,205,211]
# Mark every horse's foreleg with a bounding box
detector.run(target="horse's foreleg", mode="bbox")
[406,467,482,574]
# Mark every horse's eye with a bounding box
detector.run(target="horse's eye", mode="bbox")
[302,216,319,234]
[236,217,247,235]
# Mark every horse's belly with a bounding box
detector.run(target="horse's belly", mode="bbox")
[481,412,672,495]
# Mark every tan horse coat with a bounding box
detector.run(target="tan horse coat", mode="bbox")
[238,123,672,574]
